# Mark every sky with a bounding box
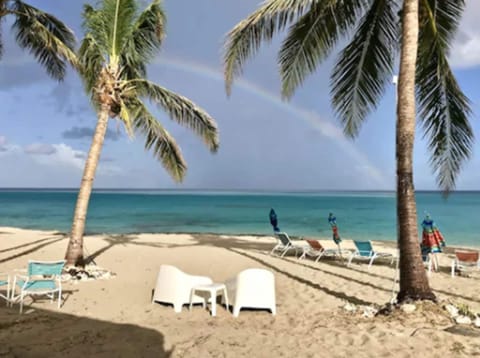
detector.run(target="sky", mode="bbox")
[0,0,480,190]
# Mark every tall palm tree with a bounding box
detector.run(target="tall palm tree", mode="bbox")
[224,0,472,302]
[0,0,76,80]
[65,0,219,267]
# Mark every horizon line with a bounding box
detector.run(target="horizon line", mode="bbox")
[0,187,478,193]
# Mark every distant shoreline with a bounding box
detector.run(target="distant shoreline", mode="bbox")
[1,187,479,194]
[2,225,478,251]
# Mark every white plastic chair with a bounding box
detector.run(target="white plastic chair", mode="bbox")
[152,265,213,313]
[224,268,276,317]
[11,260,65,314]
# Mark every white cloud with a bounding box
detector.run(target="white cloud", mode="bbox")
[0,140,126,187]
[24,143,57,155]
[450,2,480,69]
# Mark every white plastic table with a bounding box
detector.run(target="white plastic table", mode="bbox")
[189,283,229,316]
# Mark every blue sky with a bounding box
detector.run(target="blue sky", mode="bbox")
[0,0,479,190]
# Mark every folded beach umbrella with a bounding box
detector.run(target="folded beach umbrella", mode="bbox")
[420,213,446,254]
[269,208,280,233]
[328,213,342,245]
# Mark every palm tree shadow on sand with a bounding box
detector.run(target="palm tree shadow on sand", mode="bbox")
[0,306,173,357]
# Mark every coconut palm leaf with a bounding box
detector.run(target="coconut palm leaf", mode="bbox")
[120,0,166,80]
[416,0,472,192]
[127,98,187,181]
[331,0,399,138]
[78,33,105,93]
[279,0,365,99]
[224,0,315,95]
[11,0,77,80]
[134,79,219,152]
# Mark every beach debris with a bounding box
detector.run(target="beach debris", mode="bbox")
[445,304,459,318]
[474,317,480,328]
[343,302,357,313]
[455,316,472,325]
[362,306,378,318]
[62,265,116,282]
[400,303,416,314]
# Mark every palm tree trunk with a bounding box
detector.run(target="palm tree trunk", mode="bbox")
[65,104,110,267]
[396,0,435,302]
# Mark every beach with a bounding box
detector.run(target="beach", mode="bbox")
[1,227,479,357]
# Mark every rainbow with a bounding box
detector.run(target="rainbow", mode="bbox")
[152,56,388,188]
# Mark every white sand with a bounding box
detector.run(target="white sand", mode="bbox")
[0,227,479,357]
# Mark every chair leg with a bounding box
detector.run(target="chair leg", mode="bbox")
[368,255,377,270]
[223,288,229,311]
[347,253,355,267]
[58,288,62,309]
[19,292,24,314]
[233,306,240,318]
[451,260,455,277]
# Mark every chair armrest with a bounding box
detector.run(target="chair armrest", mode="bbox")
[13,274,29,281]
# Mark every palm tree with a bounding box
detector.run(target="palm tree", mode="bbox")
[223,0,472,302]
[0,0,76,80]
[65,0,219,267]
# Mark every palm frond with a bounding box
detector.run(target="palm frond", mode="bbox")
[120,0,166,80]
[279,0,365,99]
[331,0,399,138]
[102,0,137,64]
[78,33,106,93]
[128,98,187,181]
[82,4,109,54]
[11,0,77,80]
[223,0,315,95]
[417,0,472,192]
[134,79,219,152]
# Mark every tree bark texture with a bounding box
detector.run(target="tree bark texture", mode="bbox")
[396,0,435,302]
[65,104,110,267]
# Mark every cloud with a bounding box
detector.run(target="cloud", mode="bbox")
[62,126,122,141]
[450,2,480,69]
[24,143,57,155]
[0,136,7,152]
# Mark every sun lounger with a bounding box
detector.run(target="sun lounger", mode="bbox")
[152,265,213,313]
[299,240,340,262]
[451,250,480,277]
[223,268,276,317]
[270,232,303,258]
[347,240,396,270]
[11,260,65,314]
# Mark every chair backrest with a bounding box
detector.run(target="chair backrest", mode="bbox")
[455,251,479,263]
[306,240,324,251]
[354,241,373,257]
[276,232,292,246]
[28,260,65,277]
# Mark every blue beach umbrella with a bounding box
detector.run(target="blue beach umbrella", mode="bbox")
[269,208,280,233]
[328,213,342,245]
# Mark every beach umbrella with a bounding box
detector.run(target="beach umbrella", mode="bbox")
[328,213,342,245]
[269,208,280,233]
[420,213,446,253]
[420,213,446,272]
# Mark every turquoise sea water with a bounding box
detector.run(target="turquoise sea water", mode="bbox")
[0,189,478,247]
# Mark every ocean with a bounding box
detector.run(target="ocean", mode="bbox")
[0,189,478,247]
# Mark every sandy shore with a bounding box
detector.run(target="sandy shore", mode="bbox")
[0,227,479,357]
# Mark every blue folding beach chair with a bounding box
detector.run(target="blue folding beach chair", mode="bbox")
[11,260,65,313]
[347,240,396,270]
